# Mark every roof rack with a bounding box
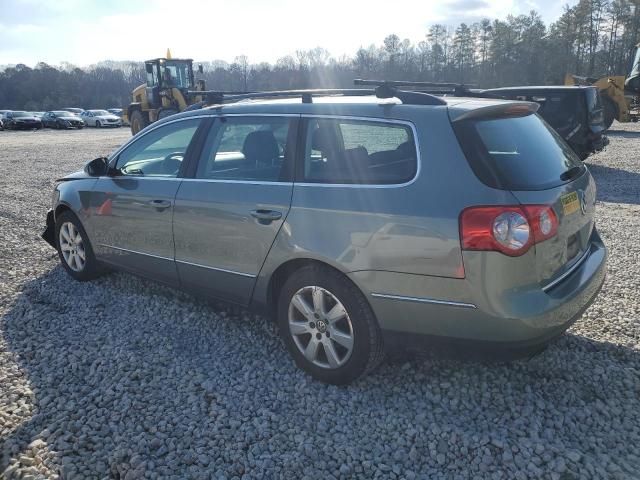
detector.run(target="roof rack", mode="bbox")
[353,78,500,99]
[193,85,447,109]
[355,78,476,96]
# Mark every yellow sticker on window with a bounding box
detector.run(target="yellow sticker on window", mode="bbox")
[561,191,580,215]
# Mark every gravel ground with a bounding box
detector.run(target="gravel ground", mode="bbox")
[1,125,639,480]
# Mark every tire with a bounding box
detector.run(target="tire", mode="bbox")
[95,121,101,128]
[277,265,384,385]
[55,211,103,281]
[602,96,617,130]
[130,110,149,135]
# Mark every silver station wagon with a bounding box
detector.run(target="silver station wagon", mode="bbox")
[42,85,607,384]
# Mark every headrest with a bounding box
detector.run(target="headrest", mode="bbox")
[311,126,338,152]
[242,130,279,165]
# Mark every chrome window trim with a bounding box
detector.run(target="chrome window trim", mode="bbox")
[105,113,421,189]
[211,113,301,118]
[99,244,256,279]
[175,258,256,278]
[181,178,293,186]
[297,114,421,189]
[101,176,183,181]
[542,247,590,292]
[371,293,477,309]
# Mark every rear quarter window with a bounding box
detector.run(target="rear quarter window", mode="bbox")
[453,113,583,191]
[302,118,417,185]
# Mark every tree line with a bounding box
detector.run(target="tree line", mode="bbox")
[0,0,638,111]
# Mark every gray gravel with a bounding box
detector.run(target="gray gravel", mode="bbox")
[1,125,639,479]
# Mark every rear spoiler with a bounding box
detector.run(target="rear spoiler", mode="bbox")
[450,101,539,123]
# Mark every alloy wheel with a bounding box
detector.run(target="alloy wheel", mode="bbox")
[59,221,86,272]
[288,286,354,369]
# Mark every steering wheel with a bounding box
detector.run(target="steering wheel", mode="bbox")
[161,152,184,176]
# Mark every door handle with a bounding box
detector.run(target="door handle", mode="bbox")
[148,199,172,210]
[250,209,282,223]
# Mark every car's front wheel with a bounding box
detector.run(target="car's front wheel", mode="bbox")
[55,211,102,281]
[277,265,384,384]
[95,120,101,128]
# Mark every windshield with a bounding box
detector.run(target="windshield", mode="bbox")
[12,111,30,117]
[454,113,584,191]
[90,110,110,116]
[161,61,193,88]
[52,111,71,116]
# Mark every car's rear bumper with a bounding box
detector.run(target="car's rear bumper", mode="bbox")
[350,233,607,354]
[42,209,56,248]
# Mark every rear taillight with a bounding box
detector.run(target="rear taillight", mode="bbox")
[460,205,558,256]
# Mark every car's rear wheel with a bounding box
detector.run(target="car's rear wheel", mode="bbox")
[277,265,384,384]
[55,211,102,281]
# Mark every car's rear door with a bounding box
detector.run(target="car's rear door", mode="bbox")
[87,117,207,286]
[173,115,298,305]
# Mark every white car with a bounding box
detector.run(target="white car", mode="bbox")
[81,110,122,128]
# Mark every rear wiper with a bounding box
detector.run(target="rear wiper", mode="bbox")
[560,165,583,182]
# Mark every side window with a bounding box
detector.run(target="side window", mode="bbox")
[115,119,201,177]
[196,117,293,182]
[303,118,417,185]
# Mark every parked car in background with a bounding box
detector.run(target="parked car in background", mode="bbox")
[43,87,607,384]
[61,108,85,116]
[484,86,608,160]
[42,111,85,129]
[107,108,129,126]
[31,111,45,119]
[0,117,3,131]
[3,111,43,130]
[81,110,122,128]
[0,109,12,119]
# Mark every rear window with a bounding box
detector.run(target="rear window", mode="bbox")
[302,118,417,185]
[454,114,583,191]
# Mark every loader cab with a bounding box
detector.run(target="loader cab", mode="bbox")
[144,58,195,107]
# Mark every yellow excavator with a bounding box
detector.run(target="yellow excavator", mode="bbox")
[125,49,221,135]
[565,43,640,129]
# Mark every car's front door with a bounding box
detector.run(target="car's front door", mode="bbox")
[87,117,206,286]
[173,115,298,305]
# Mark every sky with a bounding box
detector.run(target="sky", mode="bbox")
[0,0,578,67]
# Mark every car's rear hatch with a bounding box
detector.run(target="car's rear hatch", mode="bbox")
[451,101,596,286]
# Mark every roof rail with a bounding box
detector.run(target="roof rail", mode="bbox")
[218,88,375,104]
[190,85,448,110]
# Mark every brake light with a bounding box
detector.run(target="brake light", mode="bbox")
[460,205,558,256]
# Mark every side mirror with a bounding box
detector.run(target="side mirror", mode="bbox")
[198,64,204,74]
[84,157,109,177]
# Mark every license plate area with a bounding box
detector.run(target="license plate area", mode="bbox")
[561,191,580,215]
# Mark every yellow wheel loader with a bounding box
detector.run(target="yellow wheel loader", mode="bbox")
[125,50,221,135]
[565,44,640,129]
